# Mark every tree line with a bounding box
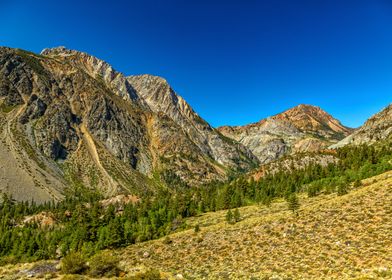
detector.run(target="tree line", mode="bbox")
[0,142,391,264]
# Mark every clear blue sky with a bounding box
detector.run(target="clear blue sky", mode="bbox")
[1,0,391,128]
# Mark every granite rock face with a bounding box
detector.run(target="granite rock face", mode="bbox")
[0,47,258,201]
[218,104,353,164]
[331,104,392,148]
[127,74,258,170]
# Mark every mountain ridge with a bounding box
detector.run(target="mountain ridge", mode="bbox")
[0,45,390,203]
[331,103,392,148]
[0,46,257,202]
[218,104,353,163]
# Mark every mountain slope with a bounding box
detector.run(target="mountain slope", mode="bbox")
[3,170,391,279]
[218,104,353,163]
[117,170,392,279]
[0,46,257,202]
[127,74,258,171]
[331,103,392,148]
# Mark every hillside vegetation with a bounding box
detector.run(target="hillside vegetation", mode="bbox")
[0,143,390,266]
[0,170,391,279]
[118,170,392,279]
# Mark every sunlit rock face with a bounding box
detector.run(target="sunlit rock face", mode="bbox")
[218,104,353,163]
[331,104,392,148]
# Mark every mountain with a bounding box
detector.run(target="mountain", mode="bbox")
[331,104,392,148]
[0,46,257,202]
[218,104,353,164]
[126,74,257,171]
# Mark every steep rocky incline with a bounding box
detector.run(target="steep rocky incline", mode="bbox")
[218,104,353,164]
[127,74,258,170]
[331,104,392,148]
[0,46,257,202]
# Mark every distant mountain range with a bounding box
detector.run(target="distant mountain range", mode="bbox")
[218,104,353,163]
[0,46,390,202]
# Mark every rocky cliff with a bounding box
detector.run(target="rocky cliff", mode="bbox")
[0,46,257,202]
[218,104,353,164]
[127,74,257,170]
[331,104,392,148]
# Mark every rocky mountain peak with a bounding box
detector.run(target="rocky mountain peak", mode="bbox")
[41,46,140,102]
[127,74,258,168]
[0,46,258,201]
[271,104,352,138]
[127,74,205,128]
[218,104,352,164]
[278,104,324,118]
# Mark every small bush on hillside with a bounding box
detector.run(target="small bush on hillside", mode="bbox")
[194,224,200,233]
[287,193,300,213]
[61,275,86,280]
[126,268,162,279]
[307,183,321,197]
[353,179,362,188]
[60,252,87,275]
[162,236,172,244]
[0,255,18,266]
[88,251,120,277]
[226,209,234,224]
[337,183,348,196]
[234,208,241,222]
[196,236,203,243]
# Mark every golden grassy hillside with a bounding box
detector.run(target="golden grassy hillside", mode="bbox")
[1,171,391,280]
[119,171,392,279]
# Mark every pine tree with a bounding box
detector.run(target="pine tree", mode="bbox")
[261,195,272,208]
[287,193,300,214]
[337,182,348,196]
[233,208,241,222]
[226,209,234,224]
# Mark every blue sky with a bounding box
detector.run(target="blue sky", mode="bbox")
[0,0,391,128]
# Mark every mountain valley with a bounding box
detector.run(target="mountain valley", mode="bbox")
[0,46,391,280]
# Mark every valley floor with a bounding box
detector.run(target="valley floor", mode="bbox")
[1,171,392,279]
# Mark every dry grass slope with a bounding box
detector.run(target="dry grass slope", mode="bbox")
[119,171,392,279]
[0,171,391,279]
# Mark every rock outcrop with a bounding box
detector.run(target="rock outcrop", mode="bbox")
[331,104,392,148]
[218,104,352,163]
[127,74,257,170]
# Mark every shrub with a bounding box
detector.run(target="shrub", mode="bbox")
[60,252,87,275]
[194,224,200,233]
[226,209,234,224]
[337,183,348,196]
[0,255,18,266]
[287,193,300,213]
[233,208,241,222]
[353,179,362,188]
[196,236,204,243]
[88,251,120,277]
[126,268,162,279]
[61,275,86,280]
[162,236,172,244]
